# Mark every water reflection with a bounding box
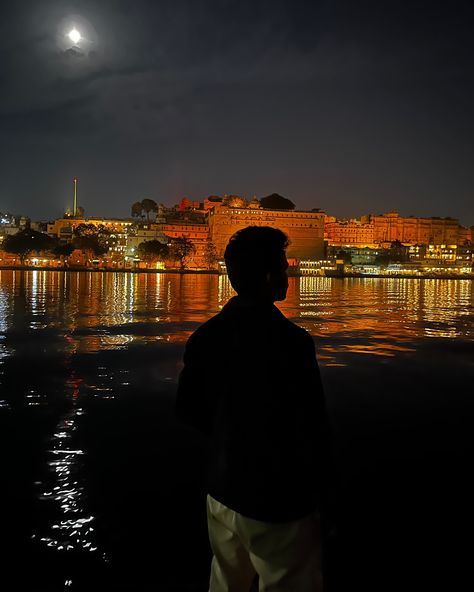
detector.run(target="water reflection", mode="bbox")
[0,270,472,589]
[293,276,474,341]
[0,271,471,361]
[33,363,105,585]
[38,404,96,553]
[0,277,10,407]
[218,274,235,305]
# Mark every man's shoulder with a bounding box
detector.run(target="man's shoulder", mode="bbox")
[186,309,229,348]
[276,310,314,346]
[186,304,315,353]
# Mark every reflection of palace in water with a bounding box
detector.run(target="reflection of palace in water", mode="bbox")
[0,270,472,360]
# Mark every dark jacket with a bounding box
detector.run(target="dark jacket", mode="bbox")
[176,295,330,523]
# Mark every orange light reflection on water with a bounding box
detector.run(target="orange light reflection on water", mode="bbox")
[0,271,472,361]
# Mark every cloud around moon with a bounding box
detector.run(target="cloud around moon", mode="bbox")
[1,0,474,222]
[57,14,98,56]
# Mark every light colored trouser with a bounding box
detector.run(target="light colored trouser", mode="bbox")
[207,495,323,592]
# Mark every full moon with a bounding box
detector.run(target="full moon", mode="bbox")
[68,28,82,44]
[57,16,98,55]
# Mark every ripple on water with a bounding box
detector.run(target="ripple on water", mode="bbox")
[0,271,472,588]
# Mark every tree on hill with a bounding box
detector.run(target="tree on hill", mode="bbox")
[53,242,75,267]
[223,195,248,208]
[169,236,195,270]
[72,224,109,257]
[259,193,295,210]
[375,251,390,267]
[3,229,56,263]
[131,201,143,218]
[203,238,219,269]
[53,243,75,258]
[73,223,104,237]
[389,240,409,263]
[131,198,158,221]
[141,199,158,221]
[137,240,169,262]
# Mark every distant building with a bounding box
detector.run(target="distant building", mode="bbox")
[457,225,473,244]
[422,244,473,266]
[125,223,168,258]
[47,217,134,239]
[0,223,21,240]
[163,220,210,268]
[0,215,30,242]
[179,197,202,211]
[208,204,325,260]
[203,196,223,210]
[360,211,462,245]
[47,217,135,258]
[325,218,375,247]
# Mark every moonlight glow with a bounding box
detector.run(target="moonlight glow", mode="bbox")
[68,28,82,44]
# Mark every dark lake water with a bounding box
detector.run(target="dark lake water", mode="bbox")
[1,270,473,591]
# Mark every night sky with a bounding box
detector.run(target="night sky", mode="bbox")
[1,0,473,224]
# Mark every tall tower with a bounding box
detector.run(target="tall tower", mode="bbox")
[73,177,78,217]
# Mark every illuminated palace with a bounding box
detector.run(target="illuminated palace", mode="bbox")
[44,203,325,267]
[47,217,134,240]
[2,197,472,272]
[207,202,325,260]
[325,211,473,247]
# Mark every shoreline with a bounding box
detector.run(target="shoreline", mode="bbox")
[0,265,473,280]
[323,272,474,280]
[0,265,220,275]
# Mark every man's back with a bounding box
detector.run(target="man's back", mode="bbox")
[176,295,327,523]
[177,226,327,591]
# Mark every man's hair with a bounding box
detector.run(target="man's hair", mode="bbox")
[224,226,289,294]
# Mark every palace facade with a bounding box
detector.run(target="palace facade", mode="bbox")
[360,212,465,245]
[208,205,325,260]
[326,212,473,247]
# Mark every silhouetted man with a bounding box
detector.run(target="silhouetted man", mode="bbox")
[176,226,329,591]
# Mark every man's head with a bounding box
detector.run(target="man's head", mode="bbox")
[224,226,289,302]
